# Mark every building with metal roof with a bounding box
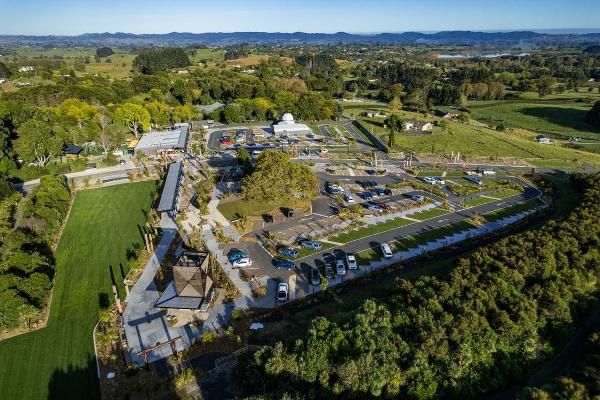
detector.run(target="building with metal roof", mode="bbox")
[134,124,189,156]
[155,251,214,312]
[157,161,183,216]
[272,113,311,136]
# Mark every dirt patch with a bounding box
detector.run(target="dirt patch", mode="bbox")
[225,55,293,66]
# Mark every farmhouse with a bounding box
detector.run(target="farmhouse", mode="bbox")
[155,251,216,323]
[403,120,433,134]
[134,124,189,156]
[435,110,459,119]
[272,113,311,136]
[535,134,552,144]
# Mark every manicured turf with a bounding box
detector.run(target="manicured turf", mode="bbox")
[398,221,476,249]
[492,188,522,199]
[483,199,544,222]
[330,217,413,244]
[0,181,157,400]
[408,208,449,221]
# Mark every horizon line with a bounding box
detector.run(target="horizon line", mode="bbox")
[2,28,600,37]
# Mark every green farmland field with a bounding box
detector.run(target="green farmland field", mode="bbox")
[469,100,600,140]
[0,181,157,400]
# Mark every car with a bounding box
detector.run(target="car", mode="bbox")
[277,283,289,302]
[324,265,335,279]
[336,259,346,276]
[232,143,243,149]
[367,181,378,187]
[359,192,373,201]
[119,159,126,166]
[366,169,376,176]
[322,252,336,265]
[278,247,298,258]
[307,133,315,139]
[375,202,391,211]
[383,188,393,196]
[302,240,322,251]
[422,176,436,184]
[263,214,274,223]
[380,243,393,259]
[366,202,383,213]
[466,177,482,185]
[410,194,425,202]
[344,193,355,203]
[433,177,446,185]
[482,169,496,176]
[373,188,387,197]
[346,253,358,270]
[233,257,252,268]
[228,250,248,262]
[251,150,262,157]
[273,258,295,270]
[310,267,321,286]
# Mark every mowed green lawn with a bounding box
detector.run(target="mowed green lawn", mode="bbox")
[469,100,600,139]
[0,181,157,400]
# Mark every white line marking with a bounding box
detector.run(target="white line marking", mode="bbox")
[437,218,448,223]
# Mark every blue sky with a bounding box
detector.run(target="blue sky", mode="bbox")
[0,0,599,35]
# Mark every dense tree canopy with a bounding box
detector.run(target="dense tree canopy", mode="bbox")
[95,47,114,58]
[133,47,191,74]
[586,100,600,128]
[242,150,318,204]
[236,174,600,400]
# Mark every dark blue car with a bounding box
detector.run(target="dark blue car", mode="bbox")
[359,192,373,200]
[273,259,295,270]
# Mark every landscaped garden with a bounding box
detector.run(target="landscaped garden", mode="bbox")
[0,181,157,400]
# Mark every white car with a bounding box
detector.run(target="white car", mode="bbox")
[433,177,445,185]
[410,194,425,202]
[277,282,289,302]
[380,243,393,259]
[336,259,346,276]
[233,257,252,268]
[482,169,496,176]
[345,253,357,270]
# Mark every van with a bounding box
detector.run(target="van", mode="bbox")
[380,243,393,259]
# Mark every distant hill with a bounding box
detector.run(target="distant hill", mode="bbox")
[1,30,600,46]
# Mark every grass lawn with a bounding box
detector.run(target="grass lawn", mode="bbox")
[217,197,309,220]
[469,100,600,140]
[0,181,157,400]
[398,221,476,249]
[483,199,544,222]
[492,188,522,199]
[293,242,335,260]
[331,217,413,244]
[463,196,496,207]
[77,54,136,79]
[409,208,449,221]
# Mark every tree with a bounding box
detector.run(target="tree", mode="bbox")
[0,61,11,79]
[585,100,600,128]
[95,47,114,58]
[384,114,404,147]
[242,150,317,204]
[95,123,124,155]
[389,97,402,112]
[113,103,151,138]
[16,120,62,166]
[537,77,557,98]
[405,89,428,112]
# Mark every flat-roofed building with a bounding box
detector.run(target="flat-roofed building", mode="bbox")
[157,161,183,217]
[134,124,189,156]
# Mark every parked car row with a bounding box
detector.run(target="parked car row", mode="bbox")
[309,252,359,286]
[228,249,253,268]
[422,176,446,185]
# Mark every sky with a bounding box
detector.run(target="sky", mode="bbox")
[0,0,599,36]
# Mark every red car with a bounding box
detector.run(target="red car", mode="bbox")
[220,135,232,145]
[376,202,392,211]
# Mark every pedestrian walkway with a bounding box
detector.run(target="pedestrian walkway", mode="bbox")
[122,215,205,366]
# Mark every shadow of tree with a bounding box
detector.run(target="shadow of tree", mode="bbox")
[48,355,100,400]
[520,106,598,133]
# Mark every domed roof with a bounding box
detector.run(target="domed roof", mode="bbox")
[280,113,295,124]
